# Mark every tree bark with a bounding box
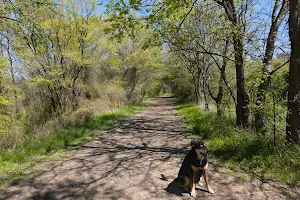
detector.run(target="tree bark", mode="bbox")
[125,66,137,102]
[286,0,300,144]
[234,34,250,127]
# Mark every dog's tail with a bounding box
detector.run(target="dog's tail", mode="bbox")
[160,174,176,181]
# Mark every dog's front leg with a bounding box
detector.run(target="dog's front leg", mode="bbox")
[198,176,203,186]
[190,173,197,197]
[203,169,214,194]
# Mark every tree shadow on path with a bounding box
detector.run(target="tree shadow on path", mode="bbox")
[1,97,192,200]
[1,97,298,200]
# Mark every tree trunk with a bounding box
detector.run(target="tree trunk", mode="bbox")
[233,33,250,127]
[286,0,300,144]
[125,67,137,102]
[195,77,202,105]
[207,60,225,116]
[195,57,202,105]
[203,83,209,111]
[215,0,250,127]
[216,72,224,116]
[208,74,224,116]
[48,86,57,114]
[216,102,223,116]
[255,76,270,133]
[202,66,210,111]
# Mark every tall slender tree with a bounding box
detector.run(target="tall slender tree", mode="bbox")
[214,0,250,127]
[286,0,300,144]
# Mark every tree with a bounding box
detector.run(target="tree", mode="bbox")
[107,0,253,127]
[213,0,251,127]
[286,0,300,144]
[255,0,289,133]
[207,39,230,116]
[165,4,235,113]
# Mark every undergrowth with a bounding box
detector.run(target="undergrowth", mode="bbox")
[176,103,300,186]
[0,104,145,189]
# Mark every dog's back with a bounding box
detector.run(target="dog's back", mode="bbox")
[177,149,200,184]
[178,150,194,177]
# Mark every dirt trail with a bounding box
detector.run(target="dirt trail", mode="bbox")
[1,96,298,200]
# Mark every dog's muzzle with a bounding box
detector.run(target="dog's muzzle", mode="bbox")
[199,147,208,156]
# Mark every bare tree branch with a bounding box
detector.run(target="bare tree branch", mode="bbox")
[270,59,289,75]
[176,0,198,32]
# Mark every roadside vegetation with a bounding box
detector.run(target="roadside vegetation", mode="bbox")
[0,104,145,190]
[104,0,300,187]
[1,0,300,193]
[0,0,163,169]
[176,103,300,186]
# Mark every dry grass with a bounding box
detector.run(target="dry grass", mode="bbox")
[0,100,126,150]
[0,103,145,190]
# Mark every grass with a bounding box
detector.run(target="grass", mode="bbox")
[176,103,300,186]
[0,104,145,190]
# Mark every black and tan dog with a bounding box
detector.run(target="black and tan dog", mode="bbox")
[177,140,214,197]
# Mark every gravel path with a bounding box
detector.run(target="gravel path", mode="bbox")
[1,97,299,200]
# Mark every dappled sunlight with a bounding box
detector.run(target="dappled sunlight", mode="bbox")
[1,97,297,200]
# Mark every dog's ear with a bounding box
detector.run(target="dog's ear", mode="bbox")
[191,141,195,148]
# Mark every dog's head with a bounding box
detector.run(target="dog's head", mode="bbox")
[191,140,208,158]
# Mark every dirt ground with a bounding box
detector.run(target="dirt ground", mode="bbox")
[1,96,299,200]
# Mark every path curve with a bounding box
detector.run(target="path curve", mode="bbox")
[1,97,297,200]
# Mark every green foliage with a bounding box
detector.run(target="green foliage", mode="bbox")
[141,81,162,99]
[176,103,300,185]
[0,0,163,161]
[0,57,11,134]
[0,57,9,69]
[169,74,194,102]
[163,54,194,102]
[247,60,289,134]
[0,96,10,106]
[0,115,10,134]
[0,0,297,192]
[100,28,165,102]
